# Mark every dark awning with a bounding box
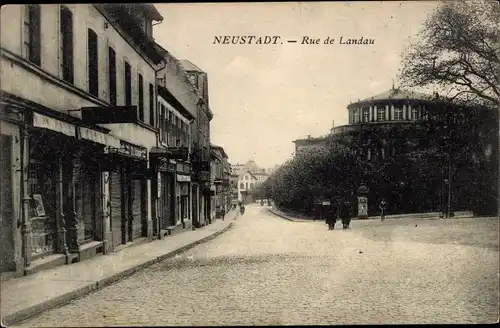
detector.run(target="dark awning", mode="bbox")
[150,146,170,156]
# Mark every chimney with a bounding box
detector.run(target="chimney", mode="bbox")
[307,135,311,139]
[332,120,335,128]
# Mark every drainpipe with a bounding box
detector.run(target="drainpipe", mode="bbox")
[19,115,31,269]
[153,60,167,236]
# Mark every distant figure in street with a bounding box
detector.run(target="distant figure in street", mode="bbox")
[326,209,337,230]
[240,203,245,215]
[379,199,387,222]
[340,200,353,229]
[221,206,226,221]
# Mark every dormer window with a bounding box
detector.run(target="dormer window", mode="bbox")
[188,75,196,86]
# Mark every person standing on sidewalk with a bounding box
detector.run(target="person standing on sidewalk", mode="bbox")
[221,206,226,221]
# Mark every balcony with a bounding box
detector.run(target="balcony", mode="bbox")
[167,146,189,161]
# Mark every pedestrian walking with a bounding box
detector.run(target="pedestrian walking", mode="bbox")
[340,199,352,229]
[221,206,226,221]
[379,199,387,222]
[240,203,245,215]
[326,211,337,230]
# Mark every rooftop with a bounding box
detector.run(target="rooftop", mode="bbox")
[350,88,434,107]
[179,59,204,73]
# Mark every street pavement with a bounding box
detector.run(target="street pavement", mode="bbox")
[14,205,499,326]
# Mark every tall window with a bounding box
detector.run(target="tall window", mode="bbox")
[124,62,132,106]
[363,108,369,122]
[158,102,164,142]
[411,107,418,120]
[24,5,41,66]
[108,47,116,105]
[138,74,144,121]
[60,6,73,83]
[377,107,386,121]
[394,107,403,120]
[149,83,155,127]
[87,29,99,97]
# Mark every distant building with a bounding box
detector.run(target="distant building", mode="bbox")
[210,144,230,220]
[230,160,269,185]
[179,59,213,227]
[236,171,258,204]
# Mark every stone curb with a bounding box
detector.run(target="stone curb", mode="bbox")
[2,221,235,327]
[267,208,476,222]
[267,208,309,222]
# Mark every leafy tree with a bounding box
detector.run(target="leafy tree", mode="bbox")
[399,0,500,107]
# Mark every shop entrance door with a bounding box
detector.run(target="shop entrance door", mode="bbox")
[110,170,124,247]
[0,135,14,272]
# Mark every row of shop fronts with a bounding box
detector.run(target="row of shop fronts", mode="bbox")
[0,99,214,277]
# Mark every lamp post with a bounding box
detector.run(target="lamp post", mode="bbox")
[443,120,452,218]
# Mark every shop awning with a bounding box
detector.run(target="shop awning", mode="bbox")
[32,112,75,137]
[150,146,170,156]
[78,126,121,148]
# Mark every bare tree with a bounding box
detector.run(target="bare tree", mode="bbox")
[399,0,500,107]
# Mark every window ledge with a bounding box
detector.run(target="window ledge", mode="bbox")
[2,47,110,109]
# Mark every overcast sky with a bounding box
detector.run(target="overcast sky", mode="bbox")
[153,1,438,168]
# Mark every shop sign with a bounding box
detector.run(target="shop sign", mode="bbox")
[157,172,162,198]
[176,162,191,174]
[177,174,191,182]
[109,141,147,159]
[130,168,155,180]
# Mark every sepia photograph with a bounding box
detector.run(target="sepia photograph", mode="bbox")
[0,1,499,326]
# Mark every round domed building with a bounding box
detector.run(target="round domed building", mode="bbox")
[293,87,498,216]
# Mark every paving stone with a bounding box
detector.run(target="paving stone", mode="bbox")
[14,206,499,326]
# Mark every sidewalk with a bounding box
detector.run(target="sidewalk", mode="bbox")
[268,207,474,222]
[1,209,239,327]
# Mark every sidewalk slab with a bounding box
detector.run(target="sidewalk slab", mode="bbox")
[1,210,238,327]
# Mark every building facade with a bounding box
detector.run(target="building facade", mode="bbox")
[237,171,258,204]
[180,60,213,227]
[0,4,164,276]
[153,84,195,237]
[210,144,230,219]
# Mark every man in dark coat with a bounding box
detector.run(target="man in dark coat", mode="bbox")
[326,204,337,230]
[341,200,353,229]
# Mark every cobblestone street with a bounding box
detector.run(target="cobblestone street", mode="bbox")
[15,206,499,326]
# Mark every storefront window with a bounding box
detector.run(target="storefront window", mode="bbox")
[28,149,56,257]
